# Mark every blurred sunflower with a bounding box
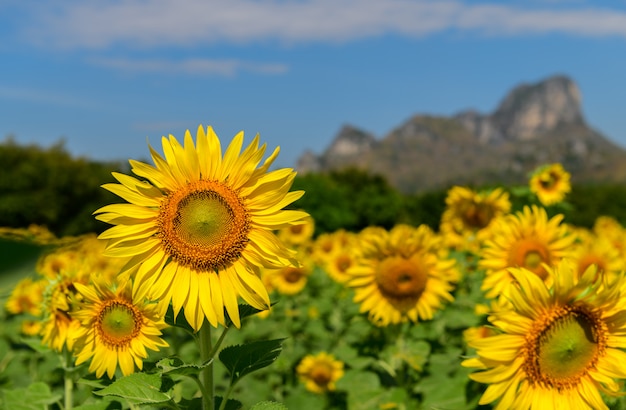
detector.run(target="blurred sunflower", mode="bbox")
[440,186,511,251]
[264,251,314,296]
[5,277,46,316]
[529,163,571,206]
[311,229,351,268]
[277,213,315,247]
[479,205,575,299]
[463,260,626,410]
[72,278,168,379]
[40,271,86,352]
[296,352,345,394]
[593,216,626,261]
[345,224,458,327]
[324,242,359,284]
[95,125,308,330]
[571,228,624,283]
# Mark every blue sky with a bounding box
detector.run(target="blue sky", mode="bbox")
[2,0,626,169]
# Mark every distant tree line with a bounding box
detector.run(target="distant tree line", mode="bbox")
[0,138,122,236]
[1,138,626,238]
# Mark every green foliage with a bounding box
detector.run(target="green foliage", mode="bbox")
[292,168,406,235]
[219,339,285,385]
[1,382,62,410]
[92,372,173,406]
[0,137,122,236]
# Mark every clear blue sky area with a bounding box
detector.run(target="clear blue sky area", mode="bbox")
[2,0,626,169]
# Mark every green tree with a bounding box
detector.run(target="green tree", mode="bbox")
[0,137,122,236]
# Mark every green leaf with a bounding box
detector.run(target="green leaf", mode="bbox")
[250,400,289,410]
[73,396,120,410]
[219,338,285,385]
[17,337,51,354]
[165,305,196,334]
[156,356,211,377]
[215,396,244,410]
[93,372,172,405]
[1,382,62,410]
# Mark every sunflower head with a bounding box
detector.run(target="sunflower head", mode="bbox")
[529,163,571,206]
[296,352,345,394]
[95,125,309,331]
[440,186,511,251]
[72,278,169,379]
[479,205,576,299]
[345,224,457,326]
[464,259,626,409]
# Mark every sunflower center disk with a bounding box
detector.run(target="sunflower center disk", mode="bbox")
[462,203,494,230]
[283,267,306,283]
[540,173,557,190]
[376,257,428,310]
[159,181,250,272]
[536,311,600,384]
[510,239,550,279]
[310,363,334,386]
[100,303,139,345]
[176,194,232,248]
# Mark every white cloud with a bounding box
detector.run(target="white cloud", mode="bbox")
[88,57,289,76]
[0,84,98,108]
[15,0,626,50]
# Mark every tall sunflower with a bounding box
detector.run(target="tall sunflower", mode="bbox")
[72,278,169,379]
[95,126,308,330]
[529,163,571,206]
[345,224,458,327]
[463,259,626,410]
[479,205,575,299]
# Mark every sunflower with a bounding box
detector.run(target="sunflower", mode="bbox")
[72,278,169,379]
[40,269,89,352]
[265,251,314,296]
[479,205,575,299]
[529,163,571,206]
[345,224,458,327]
[94,125,308,330]
[571,228,624,283]
[439,186,511,251]
[311,229,351,268]
[296,352,345,394]
[463,259,626,410]
[5,277,46,316]
[277,213,315,247]
[593,216,626,261]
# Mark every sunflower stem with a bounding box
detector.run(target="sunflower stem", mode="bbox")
[63,347,73,410]
[199,322,214,410]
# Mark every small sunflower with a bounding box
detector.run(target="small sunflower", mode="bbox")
[94,125,308,330]
[345,224,458,327]
[40,270,88,352]
[296,352,345,394]
[5,277,46,316]
[571,228,624,283]
[440,186,511,251]
[529,163,571,206]
[72,278,169,379]
[265,251,314,296]
[479,205,575,299]
[277,213,315,247]
[463,259,626,410]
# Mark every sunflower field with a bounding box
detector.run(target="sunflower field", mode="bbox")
[3,128,626,410]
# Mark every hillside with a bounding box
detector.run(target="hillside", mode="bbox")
[296,75,626,193]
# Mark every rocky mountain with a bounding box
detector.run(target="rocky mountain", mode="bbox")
[297,75,626,193]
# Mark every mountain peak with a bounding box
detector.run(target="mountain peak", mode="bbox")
[491,75,584,140]
[297,75,626,192]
